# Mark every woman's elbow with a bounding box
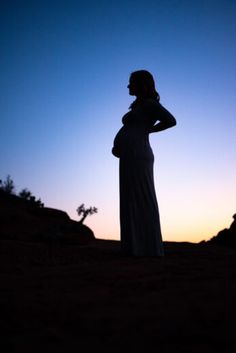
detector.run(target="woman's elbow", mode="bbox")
[168,116,177,127]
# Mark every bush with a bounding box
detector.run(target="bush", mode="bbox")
[19,188,44,208]
[0,175,15,194]
[0,175,44,208]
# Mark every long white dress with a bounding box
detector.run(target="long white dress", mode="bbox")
[113,99,166,257]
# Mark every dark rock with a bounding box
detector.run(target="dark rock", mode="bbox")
[209,213,236,248]
[0,191,95,243]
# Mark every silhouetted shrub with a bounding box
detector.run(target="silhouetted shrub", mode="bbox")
[19,188,44,208]
[0,175,44,208]
[18,188,32,200]
[0,175,15,194]
[77,204,98,224]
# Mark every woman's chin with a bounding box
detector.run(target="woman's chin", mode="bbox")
[128,89,135,95]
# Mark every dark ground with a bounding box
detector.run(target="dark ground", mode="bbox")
[1,238,236,353]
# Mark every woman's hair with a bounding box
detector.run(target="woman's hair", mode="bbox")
[129,70,160,109]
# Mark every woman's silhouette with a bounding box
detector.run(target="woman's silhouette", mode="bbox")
[112,70,176,256]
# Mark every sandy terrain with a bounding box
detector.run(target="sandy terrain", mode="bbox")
[1,238,236,352]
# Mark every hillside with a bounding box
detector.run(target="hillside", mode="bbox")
[0,190,95,244]
[1,191,236,352]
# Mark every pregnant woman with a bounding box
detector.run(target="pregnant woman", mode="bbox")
[112,70,176,257]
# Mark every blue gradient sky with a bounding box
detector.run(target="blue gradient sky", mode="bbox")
[1,0,236,242]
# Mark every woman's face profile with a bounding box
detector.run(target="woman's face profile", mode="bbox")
[127,74,149,98]
[127,76,138,96]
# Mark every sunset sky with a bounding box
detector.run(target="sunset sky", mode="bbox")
[1,0,236,242]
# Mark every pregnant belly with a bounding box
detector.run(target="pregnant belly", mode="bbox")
[113,126,152,158]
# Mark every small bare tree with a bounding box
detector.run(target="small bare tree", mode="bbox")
[77,204,98,224]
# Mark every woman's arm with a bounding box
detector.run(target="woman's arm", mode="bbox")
[149,103,176,133]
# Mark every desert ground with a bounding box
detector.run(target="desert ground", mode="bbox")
[1,237,236,353]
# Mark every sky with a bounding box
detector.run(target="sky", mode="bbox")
[1,0,236,243]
